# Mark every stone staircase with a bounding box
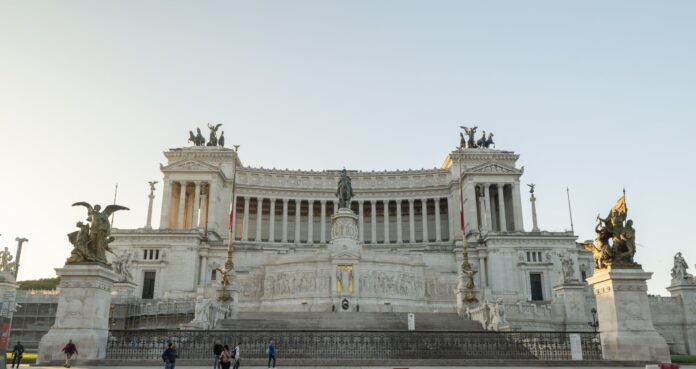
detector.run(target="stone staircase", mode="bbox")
[218,312,483,331]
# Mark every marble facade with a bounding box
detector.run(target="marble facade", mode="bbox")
[110,145,596,317]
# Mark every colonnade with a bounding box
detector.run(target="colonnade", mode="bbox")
[160,180,211,230]
[231,197,450,244]
[474,182,523,232]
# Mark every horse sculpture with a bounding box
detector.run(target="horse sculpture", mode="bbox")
[188,128,206,146]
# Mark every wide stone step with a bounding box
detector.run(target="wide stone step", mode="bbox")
[218,312,483,331]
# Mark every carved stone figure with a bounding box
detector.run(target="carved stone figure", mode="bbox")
[68,202,129,264]
[218,131,225,147]
[483,132,495,148]
[559,254,576,283]
[582,194,639,270]
[206,123,223,146]
[335,169,354,209]
[112,251,133,282]
[527,183,535,194]
[671,252,693,280]
[0,247,14,274]
[337,265,353,294]
[192,296,212,325]
[460,126,478,148]
[215,266,231,288]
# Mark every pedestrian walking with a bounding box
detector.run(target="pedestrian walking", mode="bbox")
[10,341,24,368]
[213,340,223,369]
[162,342,178,369]
[219,344,233,369]
[61,339,78,368]
[266,338,276,369]
[232,341,241,369]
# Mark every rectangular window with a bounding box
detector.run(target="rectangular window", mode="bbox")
[211,269,217,281]
[530,273,543,301]
[581,270,587,281]
[142,271,156,299]
[526,252,531,262]
[143,250,147,260]
[155,250,160,260]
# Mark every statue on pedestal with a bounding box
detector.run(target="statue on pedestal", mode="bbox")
[68,202,129,265]
[0,247,15,275]
[335,169,354,209]
[459,126,478,148]
[671,252,693,280]
[206,123,223,147]
[582,193,640,270]
[559,254,577,283]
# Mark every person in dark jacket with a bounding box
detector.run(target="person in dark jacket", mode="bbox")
[213,340,223,369]
[162,342,178,369]
[11,341,24,368]
[61,339,78,368]
[267,338,276,369]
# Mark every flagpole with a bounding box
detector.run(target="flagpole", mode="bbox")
[566,187,574,233]
[110,183,119,227]
[220,145,240,301]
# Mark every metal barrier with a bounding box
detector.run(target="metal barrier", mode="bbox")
[106,329,602,361]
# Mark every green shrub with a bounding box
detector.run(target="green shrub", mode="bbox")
[17,277,59,290]
[672,355,696,363]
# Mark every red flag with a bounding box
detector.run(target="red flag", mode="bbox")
[228,203,234,230]
[460,210,464,230]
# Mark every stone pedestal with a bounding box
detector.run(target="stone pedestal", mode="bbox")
[0,273,19,369]
[330,208,361,312]
[586,268,670,362]
[552,281,589,331]
[667,278,696,355]
[37,264,118,364]
[111,281,138,298]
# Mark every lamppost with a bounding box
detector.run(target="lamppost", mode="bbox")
[219,144,240,302]
[456,131,477,304]
[588,307,599,334]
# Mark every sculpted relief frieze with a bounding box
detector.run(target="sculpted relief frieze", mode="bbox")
[425,279,457,300]
[263,270,331,298]
[358,270,424,298]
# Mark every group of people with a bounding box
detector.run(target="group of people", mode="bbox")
[161,338,276,369]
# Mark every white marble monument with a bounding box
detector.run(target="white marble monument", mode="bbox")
[586,268,670,362]
[37,264,118,364]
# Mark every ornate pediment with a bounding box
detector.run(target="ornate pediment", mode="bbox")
[160,160,220,173]
[466,162,523,175]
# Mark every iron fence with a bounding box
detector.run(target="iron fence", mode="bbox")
[106,329,602,361]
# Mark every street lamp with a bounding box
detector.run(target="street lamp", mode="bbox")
[588,307,599,333]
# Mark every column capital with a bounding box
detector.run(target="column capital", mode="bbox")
[283,198,289,204]
[244,195,250,200]
[193,180,202,185]
[408,198,414,204]
[371,199,377,205]
[421,198,428,203]
[268,197,276,202]
[320,199,327,204]
[307,199,314,204]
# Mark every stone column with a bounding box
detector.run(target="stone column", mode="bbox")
[383,200,390,244]
[198,184,208,228]
[207,183,217,232]
[421,198,429,242]
[370,200,377,244]
[145,183,157,230]
[396,200,403,243]
[159,179,172,229]
[447,196,455,241]
[512,181,524,231]
[37,264,119,364]
[242,196,250,241]
[530,190,540,232]
[295,200,302,243]
[281,198,289,243]
[358,200,365,242]
[177,181,187,229]
[268,198,276,242]
[333,200,339,214]
[408,199,415,243]
[478,256,487,288]
[478,195,489,231]
[255,197,264,241]
[434,198,442,242]
[586,268,670,362]
[198,255,208,285]
[192,181,201,228]
[496,184,507,232]
[320,200,327,243]
[307,200,314,244]
[483,184,492,231]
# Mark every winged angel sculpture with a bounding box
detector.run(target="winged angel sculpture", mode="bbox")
[67,202,129,264]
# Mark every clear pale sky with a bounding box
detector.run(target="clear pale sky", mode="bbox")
[1,1,694,295]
